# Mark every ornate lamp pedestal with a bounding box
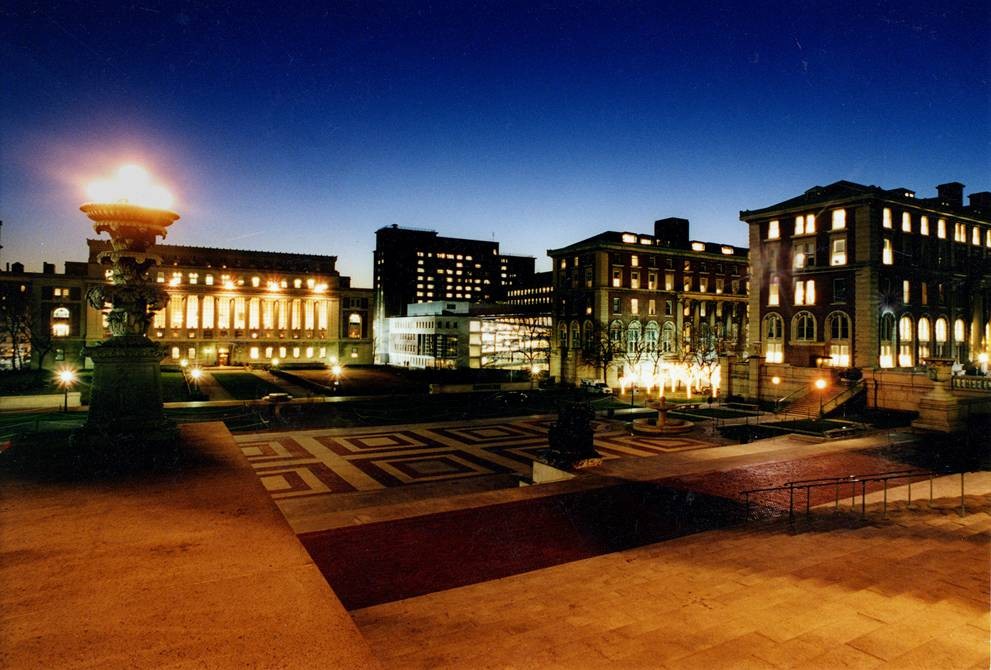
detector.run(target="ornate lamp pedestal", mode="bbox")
[73,202,180,454]
[912,358,965,433]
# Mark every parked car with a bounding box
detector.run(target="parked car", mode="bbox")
[492,391,528,407]
[580,379,613,395]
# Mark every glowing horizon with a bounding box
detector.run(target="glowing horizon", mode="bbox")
[85,164,175,210]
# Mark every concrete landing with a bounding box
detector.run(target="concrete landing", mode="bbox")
[0,422,380,669]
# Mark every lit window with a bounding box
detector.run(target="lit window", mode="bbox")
[205,274,214,286]
[883,208,892,229]
[987,230,991,248]
[631,298,639,315]
[171,346,180,360]
[901,212,911,233]
[250,346,259,360]
[795,214,815,235]
[294,278,302,288]
[630,271,640,289]
[768,276,780,306]
[691,242,705,251]
[699,277,708,293]
[157,272,165,283]
[52,323,70,337]
[954,222,966,242]
[831,210,846,230]
[621,233,636,243]
[902,280,910,303]
[307,278,316,289]
[763,313,784,363]
[292,347,300,359]
[898,316,914,367]
[767,220,780,239]
[305,346,314,359]
[721,246,734,255]
[973,227,981,246]
[188,273,198,285]
[919,216,929,236]
[882,239,893,265]
[631,255,639,267]
[612,269,622,288]
[937,218,946,239]
[170,272,182,287]
[830,238,847,265]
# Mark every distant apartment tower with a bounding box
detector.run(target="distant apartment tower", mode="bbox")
[741,180,991,373]
[373,225,535,363]
[547,218,749,386]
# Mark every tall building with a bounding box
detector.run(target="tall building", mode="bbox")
[547,218,749,386]
[372,225,536,362]
[0,242,374,369]
[741,181,991,372]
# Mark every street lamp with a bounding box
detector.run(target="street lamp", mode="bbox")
[814,378,827,418]
[189,367,202,391]
[56,368,77,413]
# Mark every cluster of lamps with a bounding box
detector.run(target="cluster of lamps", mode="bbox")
[618,361,722,400]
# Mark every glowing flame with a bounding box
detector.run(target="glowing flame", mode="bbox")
[85,164,174,209]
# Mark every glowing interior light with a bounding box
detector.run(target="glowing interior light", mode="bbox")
[85,164,174,209]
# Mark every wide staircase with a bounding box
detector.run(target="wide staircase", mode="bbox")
[354,472,991,669]
[781,379,866,419]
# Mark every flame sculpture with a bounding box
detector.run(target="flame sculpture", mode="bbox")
[75,165,180,450]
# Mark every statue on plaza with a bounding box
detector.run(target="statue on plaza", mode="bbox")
[543,400,602,469]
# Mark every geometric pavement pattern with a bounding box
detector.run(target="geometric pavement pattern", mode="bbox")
[234,417,710,500]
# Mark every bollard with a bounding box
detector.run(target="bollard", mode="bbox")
[882,479,887,518]
[907,479,912,509]
[789,486,794,524]
[960,472,965,517]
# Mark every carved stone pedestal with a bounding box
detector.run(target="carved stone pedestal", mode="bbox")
[71,337,179,454]
[912,359,965,433]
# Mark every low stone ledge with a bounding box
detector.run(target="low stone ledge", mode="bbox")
[0,421,380,669]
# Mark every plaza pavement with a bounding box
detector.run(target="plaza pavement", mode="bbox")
[353,473,991,670]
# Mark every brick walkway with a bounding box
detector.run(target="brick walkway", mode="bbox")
[353,475,991,670]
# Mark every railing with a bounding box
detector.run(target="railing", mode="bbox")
[773,385,809,414]
[952,376,991,391]
[819,380,866,416]
[740,468,971,523]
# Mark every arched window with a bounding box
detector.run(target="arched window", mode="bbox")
[186,295,199,329]
[558,323,568,346]
[826,311,851,367]
[792,311,816,342]
[917,317,931,361]
[879,313,896,368]
[627,321,642,354]
[953,318,966,362]
[934,316,948,358]
[347,313,362,339]
[609,320,624,344]
[570,321,581,349]
[763,313,784,363]
[898,315,914,367]
[582,320,594,350]
[52,307,70,319]
[699,323,713,353]
[661,321,676,353]
[644,321,659,352]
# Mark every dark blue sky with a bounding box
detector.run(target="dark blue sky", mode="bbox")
[2,1,988,285]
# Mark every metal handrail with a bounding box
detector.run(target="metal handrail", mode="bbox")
[819,380,866,416]
[740,468,969,523]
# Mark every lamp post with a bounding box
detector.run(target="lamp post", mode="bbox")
[815,378,827,419]
[189,367,202,392]
[75,164,180,450]
[57,368,77,413]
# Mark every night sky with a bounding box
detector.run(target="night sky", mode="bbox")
[2,1,988,285]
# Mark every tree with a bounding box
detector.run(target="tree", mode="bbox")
[0,282,32,370]
[480,316,551,377]
[579,320,624,382]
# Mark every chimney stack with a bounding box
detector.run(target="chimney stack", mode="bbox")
[936,182,965,208]
[967,191,991,211]
[654,217,690,248]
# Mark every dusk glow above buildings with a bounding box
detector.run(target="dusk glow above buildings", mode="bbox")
[2,3,989,288]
